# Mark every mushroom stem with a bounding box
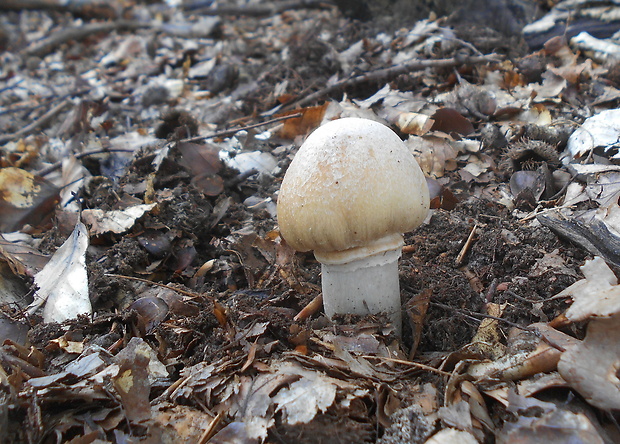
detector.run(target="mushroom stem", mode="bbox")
[319,239,403,332]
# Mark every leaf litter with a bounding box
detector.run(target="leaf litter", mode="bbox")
[2,0,620,442]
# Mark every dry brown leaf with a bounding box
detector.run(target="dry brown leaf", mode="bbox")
[558,313,620,410]
[406,135,458,178]
[430,108,474,136]
[0,167,59,232]
[396,112,434,135]
[553,256,620,322]
[277,103,328,139]
[405,288,431,359]
[82,203,156,235]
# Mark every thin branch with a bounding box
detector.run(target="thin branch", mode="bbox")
[287,53,502,109]
[22,20,148,58]
[178,112,303,143]
[0,100,71,145]
[36,149,135,177]
[186,0,330,16]
[104,273,214,301]
[361,355,452,377]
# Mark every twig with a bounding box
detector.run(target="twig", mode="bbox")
[1,0,117,18]
[36,148,135,177]
[294,294,323,321]
[431,301,531,332]
[0,100,71,145]
[104,273,214,301]
[455,223,478,267]
[197,412,224,444]
[186,0,330,16]
[361,355,452,377]
[178,112,302,143]
[287,54,502,109]
[22,20,149,58]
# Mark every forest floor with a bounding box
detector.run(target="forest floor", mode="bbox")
[1,1,620,443]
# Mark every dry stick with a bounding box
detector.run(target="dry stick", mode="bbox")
[179,112,303,144]
[0,100,71,145]
[36,148,135,177]
[104,273,214,301]
[187,0,329,16]
[288,54,501,109]
[22,20,149,58]
[361,355,452,377]
[0,0,116,18]
[431,301,569,352]
[36,114,301,177]
[197,412,224,444]
[455,223,478,267]
[294,294,323,321]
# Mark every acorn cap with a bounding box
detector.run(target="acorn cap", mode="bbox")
[277,117,429,263]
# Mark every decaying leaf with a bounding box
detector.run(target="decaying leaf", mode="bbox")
[0,167,60,232]
[26,221,90,323]
[426,428,478,444]
[407,135,458,178]
[554,256,620,322]
[566,109,620,160]
[558,313,620,410]
[396,112,434,135]
[82,203,157,235]
[278,104,328,139]
[467,324,577,382]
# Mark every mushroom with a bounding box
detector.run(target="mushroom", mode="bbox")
[277,117,429,332]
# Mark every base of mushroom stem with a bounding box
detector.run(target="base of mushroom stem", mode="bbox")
[320,247,402,334]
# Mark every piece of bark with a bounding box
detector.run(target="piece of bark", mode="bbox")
[537,214,620,267]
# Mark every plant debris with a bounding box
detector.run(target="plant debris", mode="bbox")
[2,0,620,442]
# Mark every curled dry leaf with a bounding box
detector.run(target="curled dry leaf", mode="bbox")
[0,167,59,232]
[558,313,620,410]
[26,221,90,323]
[425,428,478,444]
[407,135,458,178]
[467,324,578,382]
[396,112,434,135]
[82,203,157,235]
[277,103,328,139]
[430,108,474,136]
[553,256,620,322]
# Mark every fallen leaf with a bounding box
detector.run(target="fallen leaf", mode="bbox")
[82,203,157,235]
[0,167,59,232]
[278,104,328,139]
[554,256,620,322]
[558,313,620,410]
[26,221,91,323]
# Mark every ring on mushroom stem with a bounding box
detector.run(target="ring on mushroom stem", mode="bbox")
[277,117,429,334]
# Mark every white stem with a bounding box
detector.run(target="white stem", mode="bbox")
[320,247,402,333]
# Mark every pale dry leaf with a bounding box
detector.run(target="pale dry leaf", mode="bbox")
[558,313,620,410]
[554,256,620,321]
[272,373,337,424]
[425,428,478,444]
[406,135,458,178]
[566,109,620,160]
[529,249,578,278]
[26,221,91,323]
[82,203,156,235]
[499,408,604,444]
[470,302,507,359]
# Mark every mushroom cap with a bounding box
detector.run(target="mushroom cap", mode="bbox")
[277,117,429,258]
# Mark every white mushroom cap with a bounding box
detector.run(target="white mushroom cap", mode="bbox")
[277,117,429,264]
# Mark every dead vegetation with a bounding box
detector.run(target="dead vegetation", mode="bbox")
[1,0,620,443]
